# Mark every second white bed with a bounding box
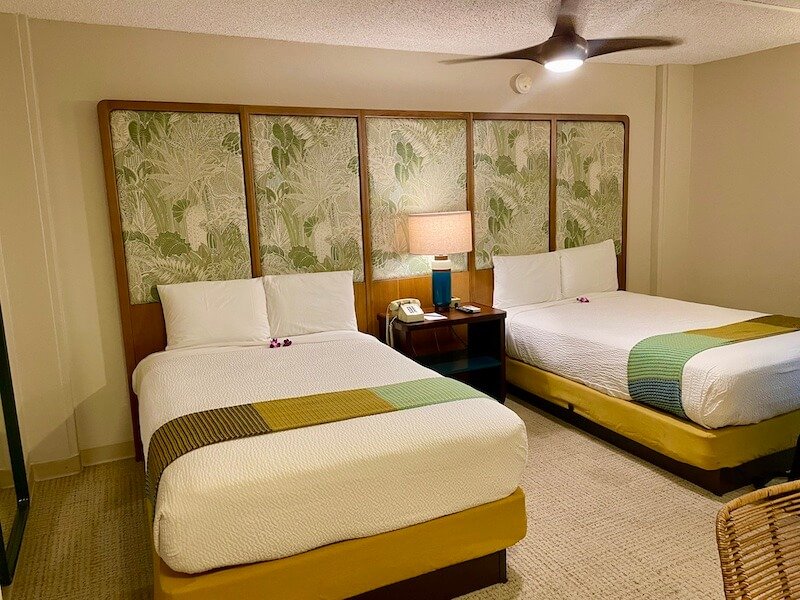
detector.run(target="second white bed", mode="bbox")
[506,291,800,429]
[133,331,527,574]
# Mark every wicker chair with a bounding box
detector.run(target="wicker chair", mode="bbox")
[716,479,800,599]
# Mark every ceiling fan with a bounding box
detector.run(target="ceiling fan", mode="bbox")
[444,0,680,73]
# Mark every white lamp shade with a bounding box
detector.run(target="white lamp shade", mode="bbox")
[407,211,473,256]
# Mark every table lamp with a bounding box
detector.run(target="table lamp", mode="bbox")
[407,211,473,311]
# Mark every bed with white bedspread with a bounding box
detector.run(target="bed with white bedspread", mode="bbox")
[134,330,527,575]
[506,291,800,429]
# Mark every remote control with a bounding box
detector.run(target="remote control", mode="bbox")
[456,305,481,314]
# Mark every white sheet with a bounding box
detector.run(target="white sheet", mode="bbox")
[133,331,527,574]
[506,291,800,429]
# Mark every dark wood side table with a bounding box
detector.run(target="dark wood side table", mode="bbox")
[377,303,507,403]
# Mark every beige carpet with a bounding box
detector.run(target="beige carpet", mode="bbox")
[7,398,748,599]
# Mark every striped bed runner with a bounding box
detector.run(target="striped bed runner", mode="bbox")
[145,377,488,511]
[627,315,800,419]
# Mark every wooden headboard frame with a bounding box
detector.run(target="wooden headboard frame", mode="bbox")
[98,101,628,459]
[469,112,629,306]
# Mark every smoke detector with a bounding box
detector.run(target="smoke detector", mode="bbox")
[512,73,533,94]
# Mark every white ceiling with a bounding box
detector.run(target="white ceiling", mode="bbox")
[3,0,800,65]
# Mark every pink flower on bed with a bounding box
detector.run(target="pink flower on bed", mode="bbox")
[269,338,282,348]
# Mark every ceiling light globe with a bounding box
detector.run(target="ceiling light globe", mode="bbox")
[544,58,584,73]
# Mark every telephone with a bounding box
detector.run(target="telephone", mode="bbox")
[390,299,424,323]
[386,298,423,347]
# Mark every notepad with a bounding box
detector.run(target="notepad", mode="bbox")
[423,313,447,321]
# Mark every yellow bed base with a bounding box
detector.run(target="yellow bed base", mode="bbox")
[508,358,800,472]
[154,487,526,600]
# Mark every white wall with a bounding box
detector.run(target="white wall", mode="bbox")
[2,15,660,467]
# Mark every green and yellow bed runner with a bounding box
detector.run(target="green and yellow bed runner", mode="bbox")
[627,315,800,419]
[145,377,487,510]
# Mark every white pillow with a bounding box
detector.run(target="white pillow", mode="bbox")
[158,278,271,350]
[492,252,562,309]
[559,239,619,297]
[262,271,357,337]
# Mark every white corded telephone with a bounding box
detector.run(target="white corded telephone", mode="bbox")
[385,298,423,347]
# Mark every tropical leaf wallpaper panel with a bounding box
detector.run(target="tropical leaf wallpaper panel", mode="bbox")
[366,118,468,280]
[250,115,365,281]
[473,120,550,270]
[110,110,251,304]
[556,121,624,253]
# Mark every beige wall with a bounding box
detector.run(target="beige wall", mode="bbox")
[0,14,78,467]
[651,64,694,299]
[685,43,800,314]
[2,16,659,466]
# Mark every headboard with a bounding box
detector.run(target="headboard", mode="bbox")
[98,101,628,459]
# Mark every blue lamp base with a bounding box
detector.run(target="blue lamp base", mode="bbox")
[431,255,451,311]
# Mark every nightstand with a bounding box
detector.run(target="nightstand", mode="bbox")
[377,303,506,403]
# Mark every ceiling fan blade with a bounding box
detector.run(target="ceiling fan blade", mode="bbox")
[586,37,680,58]
[552,13,577,37]
[441,45,545,65]
[553,0,580,36]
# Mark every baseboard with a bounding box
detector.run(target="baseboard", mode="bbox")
[80,441,135,466]
[30,440,135,482]
[30,454,81,482]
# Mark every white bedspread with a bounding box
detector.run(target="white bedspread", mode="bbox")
[133,331,527,574]
[506,291,800,429]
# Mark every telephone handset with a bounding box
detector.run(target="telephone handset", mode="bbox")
[386,298,423,347]
[389,298,423,322]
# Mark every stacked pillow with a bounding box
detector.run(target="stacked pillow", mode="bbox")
[492,239,618,309]
[158,271,358,350]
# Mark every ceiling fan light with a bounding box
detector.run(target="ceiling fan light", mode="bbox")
[544,58,584,73]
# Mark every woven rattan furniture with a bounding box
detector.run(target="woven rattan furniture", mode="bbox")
[716,479,800,599]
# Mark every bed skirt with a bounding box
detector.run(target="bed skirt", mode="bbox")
[154,487,526,600]
[508,358,800,472]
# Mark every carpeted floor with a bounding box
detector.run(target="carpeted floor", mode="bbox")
[7,398,747,599]
[0,487,17,546]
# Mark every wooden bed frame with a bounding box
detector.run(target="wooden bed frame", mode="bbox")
[153,488,526,600]
[506,358,800,496]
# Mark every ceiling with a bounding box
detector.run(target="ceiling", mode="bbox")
[3,0,800,65]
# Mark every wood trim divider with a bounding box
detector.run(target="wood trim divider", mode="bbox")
[361,109,470,119]
[98,100,243,114]
[97,100,630,457]
[465,113,476,302]
[97,101,143,460]
[620,116,631,290]
[242,106,361,118]
[239,110,262,277]
[471,112,552,121]
[549,117,558,252]
[356,111,374,331]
